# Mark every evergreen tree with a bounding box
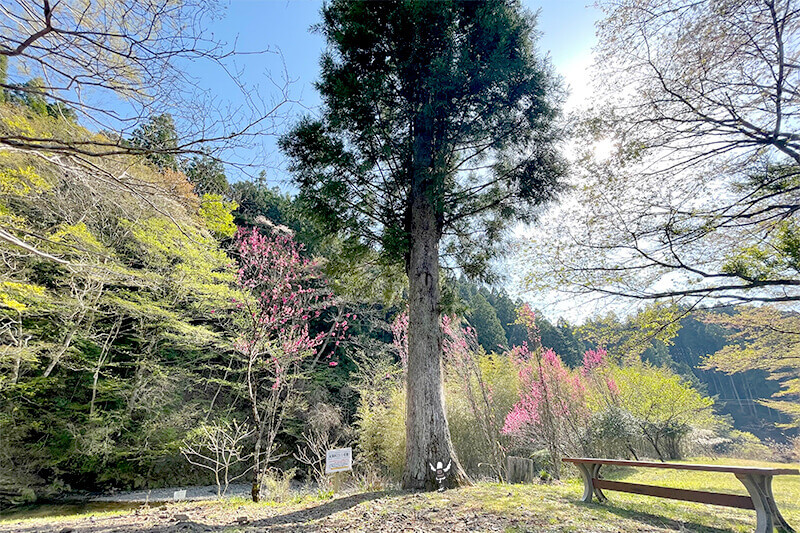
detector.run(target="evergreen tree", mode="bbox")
[493,289,527,347]
[281,0,565,489]
[231,174,325,253]
[468,292,508,352]
[15,78,48,115]
[556,317,586,366]
[129,113,179,171]
[185,153,229,196]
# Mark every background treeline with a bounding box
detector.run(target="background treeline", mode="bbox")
[1,86,796,505]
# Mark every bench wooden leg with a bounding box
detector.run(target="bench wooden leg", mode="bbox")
[735,474,795,533]
[576,463,607,503]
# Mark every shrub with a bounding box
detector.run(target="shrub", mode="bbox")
[353,356,406,481]
[585,406,641,459]
[294,403,349,488]
[610,364,717,460]
[445,350,520,480]
[260,467,297,502]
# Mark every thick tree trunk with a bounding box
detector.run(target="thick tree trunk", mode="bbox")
[402,190,468,490]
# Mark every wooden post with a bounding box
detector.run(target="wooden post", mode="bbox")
[506,456,536,484]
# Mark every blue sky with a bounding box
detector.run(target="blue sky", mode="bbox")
[195,0,602,183]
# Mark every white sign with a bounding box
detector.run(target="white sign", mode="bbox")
[173,489,187,501]
[325,447,352,474]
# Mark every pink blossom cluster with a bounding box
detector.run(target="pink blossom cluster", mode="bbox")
[581,347,608,376]
[502,304,624,448]
[441,314,478,368]
[234,227,340,366]
[502,347,584,436]
[579,346,620,398]
[502,305,592,440]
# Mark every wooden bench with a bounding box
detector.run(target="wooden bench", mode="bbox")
[562,457,799,533]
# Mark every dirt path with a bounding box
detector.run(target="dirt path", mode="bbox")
[87,484,254,503]
[0,491,544,533]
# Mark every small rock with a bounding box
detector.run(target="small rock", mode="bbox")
[58,528,74,533]
[174,513,191,521]
[236,516,250,524]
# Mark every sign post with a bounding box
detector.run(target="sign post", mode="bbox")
[325,447,352,474]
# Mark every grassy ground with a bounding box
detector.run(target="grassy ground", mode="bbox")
[2,458,798,532]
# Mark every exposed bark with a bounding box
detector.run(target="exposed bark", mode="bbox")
[403,192,466,490]
[42,326,78,379]
[43,280,103,378]
[4,310,27,385]
[251,420,264,503]
[402,117,468,489]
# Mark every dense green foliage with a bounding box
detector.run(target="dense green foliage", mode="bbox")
[0,100,242,495]
[0,99,365,503]
[129,114,180,171]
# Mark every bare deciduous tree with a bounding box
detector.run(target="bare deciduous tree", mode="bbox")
[1,0,291,160]
[528,0,800,307]
[0,0,293,261]
[180,419,254,498]
[293,403,348,488]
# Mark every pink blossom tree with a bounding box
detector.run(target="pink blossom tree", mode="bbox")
[580,347,621,405]
[502,305,589,478]
[233,227,343,502]
[441,315,509,480]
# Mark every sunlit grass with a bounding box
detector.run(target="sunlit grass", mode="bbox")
[469,457,800,533]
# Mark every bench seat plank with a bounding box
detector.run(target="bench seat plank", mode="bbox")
[563,457,800,476]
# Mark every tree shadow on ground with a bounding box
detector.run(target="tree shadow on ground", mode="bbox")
[0,491,399,533]
[245,490,395,529]
[573,500,742,533]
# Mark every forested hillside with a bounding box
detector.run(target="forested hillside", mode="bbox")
[0,95,371,501]
[1,91,795,502]
[1,97,235,493]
